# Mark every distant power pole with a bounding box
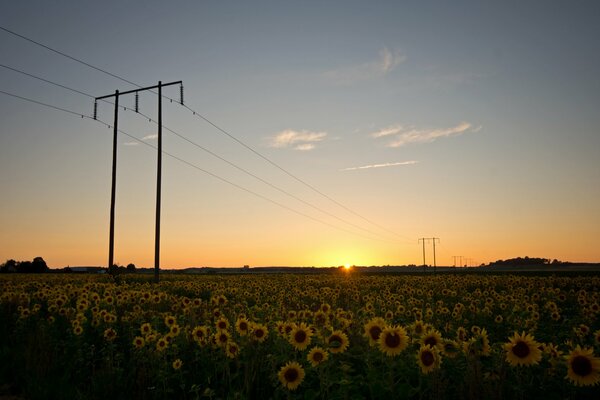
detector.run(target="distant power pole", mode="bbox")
[418,238,427,272]
[431,237,440,274]
[95,80,183,283]
[418,237,440,273]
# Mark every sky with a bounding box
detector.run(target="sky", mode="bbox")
[1,1,599,268]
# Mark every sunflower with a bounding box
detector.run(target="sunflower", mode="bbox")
[411,320,426,337]
[378,325,409,357]
[289,322,313,351]
[235,317,250,336]
[215,317,230,331]
[313,311,329,328]
[214,330,231,348]
[327,330,350,354]
[169,324,181,337]
[225,341,240,359]
[191,326,209,344]
[103,328,117,341]
[277,361,305,391]
[307,346,329,367]
[172,359,183,370]
[417,345,441,374]
[73,325,83,336]
[156,337,168,352]
[251,323,268,343]
[364,317,386,347]
[565,345,600,387]
[441,339,460,358]
[504,331,542,366]
[132,336,145,349]
[594,329,600,345]
[421,330,444,352]
[456,326,467,342]
[164,315,177,327]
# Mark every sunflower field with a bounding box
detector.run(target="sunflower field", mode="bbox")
[1,272,599,399]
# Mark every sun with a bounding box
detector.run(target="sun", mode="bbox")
[343,264,352,271]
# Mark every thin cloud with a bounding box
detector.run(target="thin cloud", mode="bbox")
[340,160,418,171]
[370,122,480,147]
[268,129,327,151]
[370,125,404,138]
[143,133,158,140]
[123,141,139,146]
[324,47,406,84]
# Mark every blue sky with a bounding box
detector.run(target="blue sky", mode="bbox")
[1,1,599,267]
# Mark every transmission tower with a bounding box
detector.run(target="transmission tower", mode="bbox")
[95,80,183,283]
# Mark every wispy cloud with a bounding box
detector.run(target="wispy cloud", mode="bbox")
[268,129,327,151]
[371,122,480,147]
[324,47,406,84]
[340,160,418,171]
[124,141,139,146]
[143,133,158,140]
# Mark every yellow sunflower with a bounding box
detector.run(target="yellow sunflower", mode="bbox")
[215,317,230,331]
[441,339,460,358]
[289,322,313,351]
[164,315,177,327]
[214,330,231,348]
[307,346,329,367]
[364,317,386,347]
[417,345,441,374]
[140,322,153,336]
[225,341,240,359]
[378,325,409,357]
[132,336,145,349]
[235,317,250,336]
[504,331,542,366]
[156,337,168,352]
[172,359,183,370]
[278,361,305,391]
[421,330,444,352]
[191,326,209,344]
[327,330,350,354]
[103,328,117,341]
[565,345,600,387]
[251,323,268,343]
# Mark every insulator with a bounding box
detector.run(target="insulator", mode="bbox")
[170,99,172,103]
[180,84,184,105]
[135,92,139,113]
[93,100,97,120]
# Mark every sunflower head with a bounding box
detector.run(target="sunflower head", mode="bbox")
[565,345,600,387]
[378,325,409,357]
[364,317,386,346]
[225,341,240,359]
[417,344,442,374]
[307,346,329,367]
[289,322,313,351]
[172,359,182,370]
[278,361,305,391]
[421,330,444,351]
[327,330,350,354]
[504,331,542,367]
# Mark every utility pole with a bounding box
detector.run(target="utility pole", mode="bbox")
[95,80,183,283]
[431,237,440,274]
[418,238,427,272]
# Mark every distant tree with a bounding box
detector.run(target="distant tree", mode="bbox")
[31,257,49,273]
[126,263,136,272]
[2,259,17,273]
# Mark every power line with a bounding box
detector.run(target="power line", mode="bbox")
[0,89,399,244]
[0,26,139,89]
[0,24,415,244]
[0,63,403,243]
